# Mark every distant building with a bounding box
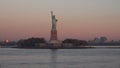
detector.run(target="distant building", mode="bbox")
[88,36,107,45]
[62,43,73,48]
[0,41,17,48]
[35,43,47,48]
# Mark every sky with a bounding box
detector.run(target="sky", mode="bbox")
[0,0,120,41]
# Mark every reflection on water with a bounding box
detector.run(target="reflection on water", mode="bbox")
[0,48,120,68]
[50,49,57,68]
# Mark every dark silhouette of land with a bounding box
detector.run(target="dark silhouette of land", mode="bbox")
[0,37,120,49]
[16,37,89,49]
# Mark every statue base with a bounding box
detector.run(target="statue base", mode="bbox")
[48,40,61,48]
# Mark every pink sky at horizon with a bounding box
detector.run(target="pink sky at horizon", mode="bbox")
[0,0,120,41]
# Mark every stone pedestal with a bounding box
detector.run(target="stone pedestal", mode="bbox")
[50,30,57,40]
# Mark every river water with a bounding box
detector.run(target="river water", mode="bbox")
[0,48,120,68]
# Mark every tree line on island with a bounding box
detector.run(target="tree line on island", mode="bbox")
[17,37,87,48]
[62,39,87,46]
[17,37,46,48]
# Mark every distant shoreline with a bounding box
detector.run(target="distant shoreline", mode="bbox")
[12,46,120,49]
[1,45,120,49]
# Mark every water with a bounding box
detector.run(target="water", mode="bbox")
[0,48,120,68]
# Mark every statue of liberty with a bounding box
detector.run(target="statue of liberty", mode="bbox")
[49,11,61,48]
[51,11,58,30]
